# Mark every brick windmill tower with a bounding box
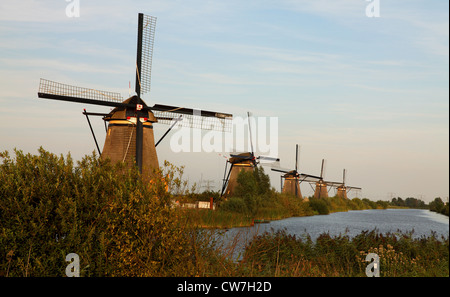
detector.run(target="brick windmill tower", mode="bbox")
[331,169,362,199]
[271,144,320,200]
[220,112,279,198]
[313,159,330,199]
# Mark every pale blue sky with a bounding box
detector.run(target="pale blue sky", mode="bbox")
[0,0,448,202]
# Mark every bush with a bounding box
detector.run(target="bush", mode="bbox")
[308,198,330,215]
[219,197,247,214]
[0,148,209,276]
[429,197,445,214]
[234,170,260,216]
[349,198,365,210]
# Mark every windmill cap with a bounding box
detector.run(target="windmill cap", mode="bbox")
[229,152,254,164]
[104,95,157,122]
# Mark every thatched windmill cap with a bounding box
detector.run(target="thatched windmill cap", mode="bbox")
[229,152,254,164]
[104,95,157,123]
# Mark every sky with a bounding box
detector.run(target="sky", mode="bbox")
[0,0,448,202]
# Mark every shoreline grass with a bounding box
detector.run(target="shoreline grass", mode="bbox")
[182,195,388,229]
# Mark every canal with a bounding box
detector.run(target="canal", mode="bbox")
[219,209,449,257]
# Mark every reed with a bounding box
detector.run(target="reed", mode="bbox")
[240,229,449,277]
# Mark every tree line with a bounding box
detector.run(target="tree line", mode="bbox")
[390,197,449,216]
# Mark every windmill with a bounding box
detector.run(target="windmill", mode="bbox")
[310,159,331,199]
[328,169,362,199]
[37,13,232,182]
[220,112,279,198]
[271,144,320,200]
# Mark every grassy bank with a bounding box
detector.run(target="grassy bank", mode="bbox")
[179,166,390,228]
[182,192,389,229]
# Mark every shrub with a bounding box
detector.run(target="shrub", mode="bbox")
[0,148,208,276]
[429,197,445,214]
[232,169,261,216]
[308,198,330,215]
[219,197,247,214]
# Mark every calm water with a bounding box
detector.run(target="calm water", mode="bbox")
[220,209,449,255]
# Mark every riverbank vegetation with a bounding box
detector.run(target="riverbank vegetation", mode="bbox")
[182,167,390,228]
[429,197,449,216]
[183,169,448,228]
[1,149,448,277]
[239,229,448,277]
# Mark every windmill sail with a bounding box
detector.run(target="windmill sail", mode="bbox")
[271,144,320,199]
[328,169,362,199]
[220,152,255,197]
[152,104,233,133]
[37,13,233,184]
[38,79,233,133]
[220,112,281,197]
[38,79,125,108]
[135,14,157,97]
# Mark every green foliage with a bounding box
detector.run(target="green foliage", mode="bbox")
[253,166,272,196]
[390,197,427,209]
[222,167,274,217]
[234,169,260,214]
[348,197,365,210]
[3,147,446,277]
[362,198,377,209]
[219,197,247,214]
[442,203,449,216]
[216,165,392,225]
[376,200,389,209]
[0,148,215,277]
[194,190,220,202]
[242,228,449,277]
[429,197,445,214]
[308,198,330,215]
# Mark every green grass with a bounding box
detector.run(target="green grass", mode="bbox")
[182,209,254,229]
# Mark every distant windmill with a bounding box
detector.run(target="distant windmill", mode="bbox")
[220,112,279,197]
[328,169,362,199]
[311,159,331,199]
[37,13,232,182]
[271,144,320,200]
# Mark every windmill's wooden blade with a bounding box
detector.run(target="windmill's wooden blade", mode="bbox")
[152,104,232,119]
[257,156,280,162]
[135,14,157,96]
[38,78,128,108]
[299,173,321,180]
[82,111,109,117]
[271,168,291,174]
[346,186,362,190]
[247,111,254,155]
[152,104,233,132]
[322,180,339,185]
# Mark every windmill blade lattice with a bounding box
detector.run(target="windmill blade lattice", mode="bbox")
[136,14,157,96]
[152,104,232,133]
[38,79,124,107]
